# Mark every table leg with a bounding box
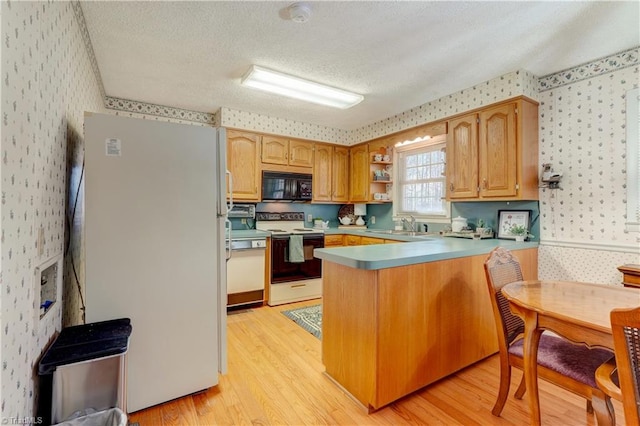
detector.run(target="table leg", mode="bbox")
[522,310,543,425]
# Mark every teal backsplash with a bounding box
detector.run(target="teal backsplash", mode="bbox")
[230,202,342,230]
[452,200,540,241]
[230,200,539,240]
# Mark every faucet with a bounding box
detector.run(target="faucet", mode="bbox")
[401,215,416,231]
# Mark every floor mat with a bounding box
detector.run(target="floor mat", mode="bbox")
[281,304,322,339]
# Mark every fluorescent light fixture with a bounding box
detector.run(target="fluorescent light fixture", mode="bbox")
[241,65,364,109]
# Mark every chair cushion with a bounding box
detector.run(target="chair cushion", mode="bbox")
[509,334,613,388]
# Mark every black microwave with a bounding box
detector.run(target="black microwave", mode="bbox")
[262,171,312,202]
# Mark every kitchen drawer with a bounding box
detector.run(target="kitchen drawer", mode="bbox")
[344,235,361,246]
[324,235,344,247]
[268,278,322,306]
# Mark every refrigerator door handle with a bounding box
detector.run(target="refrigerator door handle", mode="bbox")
[226,170,234,212]
[226,218,232,261]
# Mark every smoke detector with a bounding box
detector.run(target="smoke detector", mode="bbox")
[288,2,312,23]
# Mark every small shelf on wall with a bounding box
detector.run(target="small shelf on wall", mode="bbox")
[371,160,393,165]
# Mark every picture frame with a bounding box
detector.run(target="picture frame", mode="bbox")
[497,210,532,240]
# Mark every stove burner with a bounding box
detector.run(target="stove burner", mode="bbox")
[293,228,313,232]
[267,229,286,232]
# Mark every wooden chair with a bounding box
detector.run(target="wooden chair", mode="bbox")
[484,247,614,421]
[595,306,640,426]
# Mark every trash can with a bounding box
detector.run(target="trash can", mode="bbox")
[38,318,132,425]
[53,408,127,426]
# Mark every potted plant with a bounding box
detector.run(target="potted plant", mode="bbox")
[313,217,328,229]
[509,224,533,242]
[476,218,487,235]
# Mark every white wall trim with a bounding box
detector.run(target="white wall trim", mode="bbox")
[540,239,640,254]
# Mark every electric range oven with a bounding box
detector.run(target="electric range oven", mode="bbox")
[270,233,323,283]
[256,212,324,306]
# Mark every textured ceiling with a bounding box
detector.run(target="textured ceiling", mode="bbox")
[81,1,640,130]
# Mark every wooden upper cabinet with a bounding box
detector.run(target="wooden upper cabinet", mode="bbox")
[227,130,261,201]
[447,113,479,199]
[479,103,517,198]
[261,136,313,168]
[313,143,333,202]
[261,135,289,166]
[313,144,349,203]
[332,146,349,202]
[349,144,369,202]
[289,140,314,167]
[446,97,539,201]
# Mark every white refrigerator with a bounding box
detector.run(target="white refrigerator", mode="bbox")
[84,112,228,412]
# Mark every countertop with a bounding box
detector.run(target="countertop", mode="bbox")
[229,229,271,239]
[315,230,538,270]
[228,227,538,270]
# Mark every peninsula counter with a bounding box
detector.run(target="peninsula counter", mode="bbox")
[314,238,538,411]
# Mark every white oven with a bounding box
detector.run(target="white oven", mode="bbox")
[256,212,323,306]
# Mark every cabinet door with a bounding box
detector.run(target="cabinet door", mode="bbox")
[349,144,369,202]
[332,147,350,202]
[227,130,261,201]
[324,234,344,247]
[313,144,333,202]
[261,136,289,165]
[447,113,478,199]
[289,140,314,168]
[478,103,517,198]
[360,236,384,245]
[344,235,361,246]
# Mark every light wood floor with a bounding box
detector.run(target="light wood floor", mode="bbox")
[129,299,625,425]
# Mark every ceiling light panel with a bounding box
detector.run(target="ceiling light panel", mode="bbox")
[241,65,363,109]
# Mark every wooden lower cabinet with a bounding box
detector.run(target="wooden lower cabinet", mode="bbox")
[324,234,344,247]
[360,236,384,245]
[344,235,361,246]
[322,247,538,410]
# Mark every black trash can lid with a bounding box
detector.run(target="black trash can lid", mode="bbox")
[38,318,132,375]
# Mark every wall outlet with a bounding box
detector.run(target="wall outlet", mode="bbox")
[371,216,376,225]
[307,214,313,222]
[241,218,247,224]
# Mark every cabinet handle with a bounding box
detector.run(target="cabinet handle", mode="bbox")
[482,178,487,189]
[450,183,454,191]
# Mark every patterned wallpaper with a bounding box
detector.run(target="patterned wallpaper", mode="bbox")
[355,69,539,143]
[1,0,105,418]
[220,107,352,144]
[537,59,640,284]
[217,70,540,145]
[105,96,217,126]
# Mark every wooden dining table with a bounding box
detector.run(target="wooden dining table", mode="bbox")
[501,280,640,425]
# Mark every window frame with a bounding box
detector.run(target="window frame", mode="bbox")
[392,134,450,223]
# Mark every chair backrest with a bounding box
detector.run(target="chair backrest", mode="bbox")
[610,306,640,424]
[484,247,525,348]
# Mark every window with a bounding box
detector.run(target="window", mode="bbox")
[393,135,449,220]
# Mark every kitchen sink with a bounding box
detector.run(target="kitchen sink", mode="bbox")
[364,229,434,239]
